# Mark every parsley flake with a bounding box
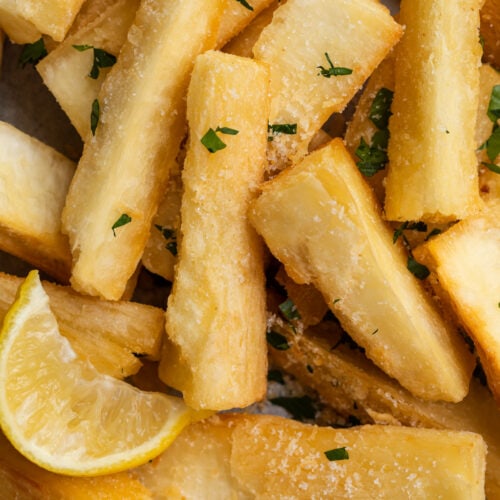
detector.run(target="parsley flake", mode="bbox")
[424,228,442,241]
[201,126,239,153]
[355,131,389,177]
[317,52,352,78]
[487,85,500,123]
[369,87,393,129]
[279,298,301,321]
[112,213,131,236]
[270,395,316,421]
[268,123,297,135]
[19,38,47,67]
[407,256,430,280]
[90,99,100,135]
[155,224,178,256]
[235,0,253,10]
[73,44,117,79]
[393,221,427,243]
[324,447,349,461]
[266,330,290,351]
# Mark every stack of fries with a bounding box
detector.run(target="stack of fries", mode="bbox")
[0,0,499,497]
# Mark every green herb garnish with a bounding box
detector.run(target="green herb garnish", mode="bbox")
[90,98,100,135]
[270,395,316,421]
[425,228,442,241]
[369,87,394,130]
[73,44,117,79]
[155,224,178,256]
[201,126,239,153]
[235,0,253,10]
[393,221,427,244]
[266,330,290,351]
[268,123,297,135]
[317,52,352,78]
[279,298,301,321]
[407,256,430,280]
[324,447,349,461]
[487,85,500,123]
[112,213,131,236]
[19,38,47,67]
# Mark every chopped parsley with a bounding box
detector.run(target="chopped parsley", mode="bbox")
[112,213,131,236]
[317,52,352,78]
[235,0,253,10]
[155,224,177,256]
[479,86,500,171]
[278,298,301,321]
[424,228,442,241]
[90,99,100,135]
[268,123,297,134]
[270,395,316,421]
[73,44,117,79]
[201,126,239,153]
[355,88,393,177]
[266,330,290,351]
[407,256,430,280]
[19,38,47,67]
[393,221,427,244]
[324,447,349,461]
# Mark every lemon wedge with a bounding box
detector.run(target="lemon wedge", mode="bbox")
[0,270,200,476]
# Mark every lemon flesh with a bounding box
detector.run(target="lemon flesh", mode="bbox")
[0,270,196,476]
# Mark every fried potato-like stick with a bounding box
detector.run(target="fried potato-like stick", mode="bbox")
[14,0,86,41]
[62,0,224,300]
[253,0,402,168]
[37,0,140,139]
[0,431,152,499]
[0,0,40,43]
[0,271,163,379]
[385,0,483,222]
[269,319,500,498]
[160,51,269,410]
[134,413,486,499]
[481,0,500,69]
[414,203,500,404]
[250,138,474,402]
[0,121,74,283]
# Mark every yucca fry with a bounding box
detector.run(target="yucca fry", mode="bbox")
[481,0,500,69]
[385,0,483,222]
[0,121,73,283]
[62,0,225,300]
[0,0,40,44]
[216,0,274,48]
[14,0,86,42]
[222,0,281,58]
[134,413,486,499]
[250,138,474,402]
[0,432,152,500]
[268,319,500,498]
[275,266,328,328]
[66,0,124,39]
[160,51,269,410]
[37,0,140,139]
[414,203,500,404]
[141,165,181,282]
[0,271,164,379]
[252,0,402,169]
[476,64,500,202]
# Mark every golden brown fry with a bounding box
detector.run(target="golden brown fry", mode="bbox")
[62,0,225,300]
[15,0,86,41]
[481,0,500,69]
[269,319,500,498]
[250,138,474,402]
[385,0,483,222]
[414,202,500,405]
[0,121,74,283]
[134,413,486,499]
[0,431,152,499]
[37,0,140,139]
[0,271,164,379]
[0,0,40,43]
[253,0,402,169]
[160,51,269,410]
